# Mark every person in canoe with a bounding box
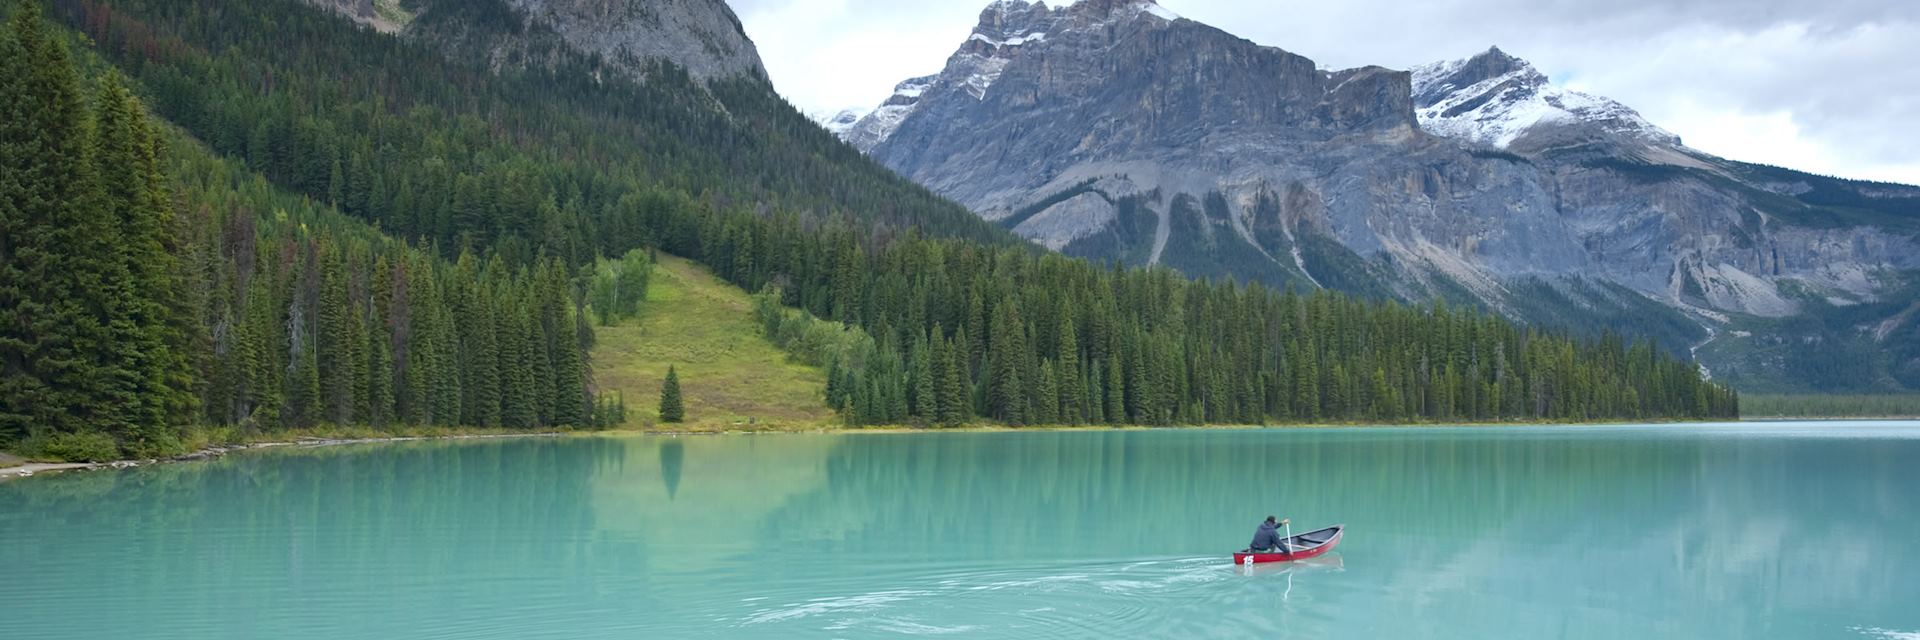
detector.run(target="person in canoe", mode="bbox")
[1247,516,1291,553]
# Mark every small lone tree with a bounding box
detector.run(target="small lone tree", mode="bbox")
[659,366,685,423]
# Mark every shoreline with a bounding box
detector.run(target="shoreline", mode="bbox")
[644,416,1919,437]
[9,418,1908,479]
[0,432,560,481]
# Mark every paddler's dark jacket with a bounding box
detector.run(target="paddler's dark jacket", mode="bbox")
[1248,521,1282,551]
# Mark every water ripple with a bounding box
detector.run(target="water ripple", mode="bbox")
[718,555,1344,637]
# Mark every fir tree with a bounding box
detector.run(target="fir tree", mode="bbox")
[1056,317,1083,424]
[988,301,1027,425]
[367,308,394,429]
[936,333,968,427]
[908,329,934,420]
[1034,361,1060,425]
[658,365,684,423]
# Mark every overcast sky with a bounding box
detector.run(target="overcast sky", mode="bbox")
[732,0,1920,185]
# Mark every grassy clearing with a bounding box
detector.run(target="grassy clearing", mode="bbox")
[0,451,23,469]
[592,254,837,431]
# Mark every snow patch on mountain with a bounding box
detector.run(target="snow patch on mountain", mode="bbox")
[837,76,937,152]
[970,31,1048,47]
[821,108,868,136]
[1065,0,1178,22]
[1135,1,1179,21]
[1412,48,1678,149]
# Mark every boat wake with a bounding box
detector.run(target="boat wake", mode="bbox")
[733,555,1344,636]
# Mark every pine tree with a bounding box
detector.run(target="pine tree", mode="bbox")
[547,262,588,426]
[0,4,131,448]
[988,301,1027,425]
[659,365,684,423]
[347,301,370,424]
[453,252,500,425]
[908,329,934,420]
[367,308,394,429]
[317,244,353,423]
[92,74,186,452]
[239,275,282,430]
[824,358,846,410]
[493,277,534,428]
[286,250,323,428]
[1034,361,1060,425]
[1056,317,1083,424]
[936,333,968,427]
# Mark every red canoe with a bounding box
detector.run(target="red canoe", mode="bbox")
[1233,524,1344,565]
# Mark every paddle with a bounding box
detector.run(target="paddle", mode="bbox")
[1282,518,1294,553]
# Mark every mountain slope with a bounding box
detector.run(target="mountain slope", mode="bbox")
[306,0,766,83]
[85,0,1009,247]
[834,0,1920,391]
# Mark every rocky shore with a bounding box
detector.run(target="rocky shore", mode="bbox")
[0,433,559,481]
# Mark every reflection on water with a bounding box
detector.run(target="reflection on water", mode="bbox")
[658,439,683,500]
[1,423,1917,639]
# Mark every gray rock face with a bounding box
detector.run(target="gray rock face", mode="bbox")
[302,0,766,83]
[497,0,766,83]
[838,0,1920,354]
[303,0,401,33]
[308,0,376,20]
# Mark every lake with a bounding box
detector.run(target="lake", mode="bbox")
[3,422,1917,639]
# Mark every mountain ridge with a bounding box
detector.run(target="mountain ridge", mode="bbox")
[831,0,1920,391]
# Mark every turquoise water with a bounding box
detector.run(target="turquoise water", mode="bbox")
[3,422,1918,639]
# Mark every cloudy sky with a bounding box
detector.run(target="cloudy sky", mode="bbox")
[731,0,1920,184]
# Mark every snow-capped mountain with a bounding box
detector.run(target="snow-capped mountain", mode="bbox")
[835,75,937,152]
[1411,47,1678,150]
[838,0,1180,154]
[820,107,868,136]
[831,0,1920,391]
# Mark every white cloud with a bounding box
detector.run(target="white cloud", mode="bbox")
[734,0,1920,184]
[734,0,982,119]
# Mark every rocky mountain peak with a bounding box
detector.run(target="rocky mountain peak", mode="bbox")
[822,108,866,135]
[1412,47,1536,106]
[839,0,1407,154]
[499,0,767,82]
[1411,46,1676,150]
[302,0,767,83]
[1062,0,1179,23]
[976,0,1056,30]
[836,74,937,152]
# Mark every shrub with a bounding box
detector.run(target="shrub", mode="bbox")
[23,432,122,463]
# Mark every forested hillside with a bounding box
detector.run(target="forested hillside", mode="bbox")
[1,0,1735,462]
[56,0,1009,257]
[2,2,617,460]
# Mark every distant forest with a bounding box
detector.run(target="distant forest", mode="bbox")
[1742,395,1920,419]
[0,0,1735,461]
